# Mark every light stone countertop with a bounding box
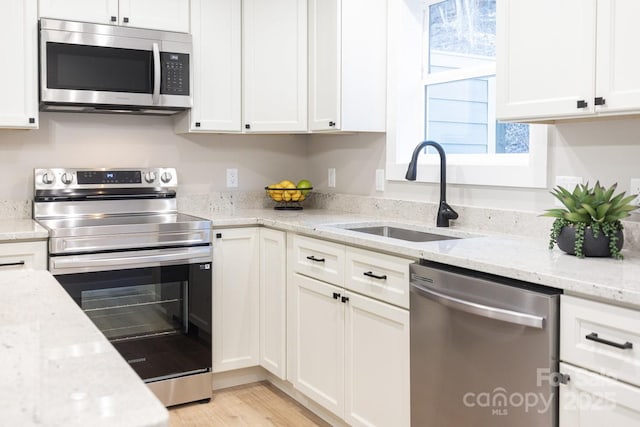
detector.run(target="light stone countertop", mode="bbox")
[202,208,640,309]
[0,269,169,427]
[0,219,48,242]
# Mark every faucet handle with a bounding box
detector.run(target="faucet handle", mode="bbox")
[437,201,459,227]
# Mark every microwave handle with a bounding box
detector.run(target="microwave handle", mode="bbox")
[152,43,161,104]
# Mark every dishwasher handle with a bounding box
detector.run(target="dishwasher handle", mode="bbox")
[410,282,545,329]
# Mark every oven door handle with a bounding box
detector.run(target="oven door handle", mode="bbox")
[51,246,211,274]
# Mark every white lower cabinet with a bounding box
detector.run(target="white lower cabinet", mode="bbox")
[259,228,287,379]
[288,233,411,427]
[559,294,640,426]
[559,362,640,427]
[212,228,260,372]
[0,241,47,271]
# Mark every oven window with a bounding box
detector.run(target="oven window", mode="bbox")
[46,42,153,93]
[81,282,185,341]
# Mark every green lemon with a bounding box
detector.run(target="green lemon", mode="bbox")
[297,179,312,195]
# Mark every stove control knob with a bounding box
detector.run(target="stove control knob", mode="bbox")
[61,172,73,185]
[160,171,173,183]
[42,172,55,185]
[144,171,157,183]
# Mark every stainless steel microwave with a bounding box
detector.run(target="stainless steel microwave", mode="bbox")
[39,19,192,115]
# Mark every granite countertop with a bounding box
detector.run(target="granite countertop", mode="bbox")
[203,208,640,309]
[0,219,48,242]
[0,269,168,427]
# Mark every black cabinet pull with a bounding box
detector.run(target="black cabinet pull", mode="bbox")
[306,255,325,263]
[195,122,201,127]
[341,296,349,303]
[329,121,336,127]
[594,97,606,106]
[576,99,588,109]
[215,233,222,239]
[110,16,117,22]
[28,117,35,124]
[363,271,387,280]
[0,261,25,268]
[123,17,130,23]
[332,292,341,300]
[585,332,633,350]
[245,124,251,129]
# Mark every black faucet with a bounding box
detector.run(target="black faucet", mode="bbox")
[405,140,459,227]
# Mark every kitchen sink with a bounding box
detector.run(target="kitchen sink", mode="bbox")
[344,225,460,242]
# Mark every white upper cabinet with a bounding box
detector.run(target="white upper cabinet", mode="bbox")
[497,0,640,122]
[39,0,190,33]
[243,0,307,132]
[308,0,386,132]
[174,0,241,133]
[0,0,38,129]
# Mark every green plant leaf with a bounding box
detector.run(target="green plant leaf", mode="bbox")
[595,203,611,220]
[581,203,598,219]
[564,212,590,223]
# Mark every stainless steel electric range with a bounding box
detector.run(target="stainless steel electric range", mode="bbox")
[33,167,212,407]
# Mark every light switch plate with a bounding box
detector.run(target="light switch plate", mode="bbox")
[328,168,336,188]
[375,169,385,192]
[630,178,640,206]
[554,176,583,207]
[226,168,238,188]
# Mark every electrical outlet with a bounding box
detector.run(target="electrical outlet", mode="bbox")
[375,169,385,192]
[554,176,583,207]
[328,168,336,188]
[630,178,640,206]
[226,168,238,188]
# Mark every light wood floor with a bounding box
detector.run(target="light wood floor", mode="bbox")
[168,382,331,427]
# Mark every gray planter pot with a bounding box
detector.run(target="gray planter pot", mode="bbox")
[556,225,623,257]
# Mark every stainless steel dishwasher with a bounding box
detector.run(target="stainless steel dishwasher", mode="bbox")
[410,260,561,427]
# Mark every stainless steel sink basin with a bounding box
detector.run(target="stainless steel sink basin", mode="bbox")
[345,226,459,242]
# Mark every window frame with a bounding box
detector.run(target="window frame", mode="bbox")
[385,0,548,189]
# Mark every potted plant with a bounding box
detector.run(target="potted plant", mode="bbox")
[543,182,637,260]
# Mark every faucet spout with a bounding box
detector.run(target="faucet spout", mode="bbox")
[405,140,459,227]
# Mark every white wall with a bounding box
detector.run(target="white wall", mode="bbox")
[307,117,640,213]
[0,112,309,200]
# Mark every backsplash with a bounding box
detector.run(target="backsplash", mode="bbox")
[8,192,640,252]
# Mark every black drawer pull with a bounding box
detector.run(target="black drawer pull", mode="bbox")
[585,332,633,350]
[363,271,387,280]
[332,292,341,300]
[306,255,325,263]
[341,296,349,303]
[576,99,588,109]
[594,97,606,106]
[0,261,25,268]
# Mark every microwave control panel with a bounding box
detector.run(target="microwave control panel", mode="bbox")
[161,52,189,96]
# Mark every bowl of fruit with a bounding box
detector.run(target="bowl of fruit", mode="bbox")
[265,179,313,210]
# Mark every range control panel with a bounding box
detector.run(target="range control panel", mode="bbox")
[34,168,178,190]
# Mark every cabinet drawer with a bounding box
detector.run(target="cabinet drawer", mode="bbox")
[345,246,413,308]
[289,234,345,286]
[561,295,640,387]
[0,241,47,271]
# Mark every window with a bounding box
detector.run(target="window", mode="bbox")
[386,0,547,188]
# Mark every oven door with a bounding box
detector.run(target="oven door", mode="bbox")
[52,247,212,383]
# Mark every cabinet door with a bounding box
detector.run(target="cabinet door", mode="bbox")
[39,0,118,25]
[259,228,287,379]
[212,228,260,373]
[288,273,344,417]
[243,0,307,132]
[119,0,189,32]
[595,0,640,115]
[344,291,410,427]
[176,0,241,133]
[0,0,38,129]
[559,362,640,427]
[497,0,596,121]
[308,0,341,131]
